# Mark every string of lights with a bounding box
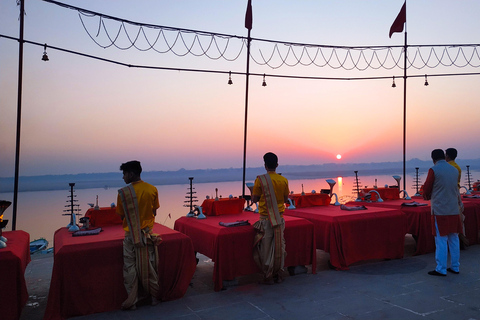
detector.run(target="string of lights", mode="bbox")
[78,15,247,62]
[253,45,404,70]
[253,45,480,70]
[42,0,480,73]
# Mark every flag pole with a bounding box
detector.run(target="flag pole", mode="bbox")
[12,0,26,231]
[242,0,252,199]
[402,2,407,192]
[242,29,251,199]
[390,1,407,192]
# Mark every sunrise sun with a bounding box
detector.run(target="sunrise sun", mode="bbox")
[336,154,342,160]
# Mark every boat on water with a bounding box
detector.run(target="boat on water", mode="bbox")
[30,238,48,254]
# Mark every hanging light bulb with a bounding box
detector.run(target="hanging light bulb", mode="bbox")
[41,43,49,61]
[262,74,267,87]
[227,71,233,85]
[391,76,396,88]
[424,74,429,86]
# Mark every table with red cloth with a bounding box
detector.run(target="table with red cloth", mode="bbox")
[174,211,316,291]
[0,230,30,320]
[351,197,480,254]
[200,198,246,216]
[362,187,400,201]
[289,193,331,208]
[44,223,196,320]
[461,195,480,245]
[84,206,122,227]
[347,199,435,255]
[284,205,406,270]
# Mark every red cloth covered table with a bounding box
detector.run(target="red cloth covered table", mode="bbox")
[0,230,30,320]
[461,196,480,245]
[284,205,406,270]
[362,187,400,200]
[352,197,480,253]
[44,223,196,320]
[348,199,434,255]
[84,206,122,227]
[200,198,246,216]
[289,193,330,208]
[174,211,316,291]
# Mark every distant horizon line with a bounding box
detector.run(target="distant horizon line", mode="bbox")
[2,157,480,179]
[1,158,479,193]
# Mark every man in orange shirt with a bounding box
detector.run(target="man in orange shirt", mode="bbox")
[445,148,468,249]
[116,160,161,310]
[0,200,10,248]
[252,152,290,284]
[445,148,461,188]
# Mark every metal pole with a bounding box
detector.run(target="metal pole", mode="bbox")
[12,0,25,231]
[403,30,407,192]
[402,1,407,192]
[242,29,251,199]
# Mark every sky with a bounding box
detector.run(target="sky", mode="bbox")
[1,0,480,178]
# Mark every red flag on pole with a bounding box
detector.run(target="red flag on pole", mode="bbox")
[389,2,406,38]
[245,0,253,30]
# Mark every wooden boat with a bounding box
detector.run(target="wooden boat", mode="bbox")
[30,238,48,254]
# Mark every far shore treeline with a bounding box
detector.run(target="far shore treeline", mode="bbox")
[1,158,479,193]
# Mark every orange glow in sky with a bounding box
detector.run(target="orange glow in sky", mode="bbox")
[0,1,479,177]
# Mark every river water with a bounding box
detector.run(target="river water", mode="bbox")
[1,172,477,247]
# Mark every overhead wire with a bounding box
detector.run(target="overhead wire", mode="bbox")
[3,33,480,84]
[41,0,480,73]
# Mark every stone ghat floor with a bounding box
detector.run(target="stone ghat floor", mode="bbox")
[22,235,480,320]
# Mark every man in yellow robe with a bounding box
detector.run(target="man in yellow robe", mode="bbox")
[252,152,290,284]
[445,148,468,249]
[116,160,161,310]
[445,148,461,188]
[0,200,11,248]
